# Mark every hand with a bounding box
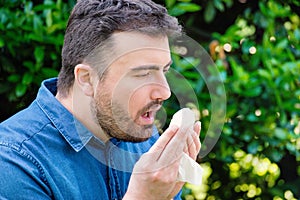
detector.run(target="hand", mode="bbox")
[123,121,201,200]
[185,121,201,160]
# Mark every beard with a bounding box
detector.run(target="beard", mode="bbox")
[91,89,162,142]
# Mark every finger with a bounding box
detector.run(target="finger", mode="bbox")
[133,128,180,174]
[156,125,188,162]
[148,125,179,154]
[182,123,200,158]
[192,130,201,154]
[193,121,201,137]
[186,128,198,159]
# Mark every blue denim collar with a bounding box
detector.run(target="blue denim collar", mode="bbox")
[36,78,98,152]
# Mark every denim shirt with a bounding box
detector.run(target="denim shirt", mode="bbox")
[0,78,181,200]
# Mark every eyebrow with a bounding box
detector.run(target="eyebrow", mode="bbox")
[130,60,173,71]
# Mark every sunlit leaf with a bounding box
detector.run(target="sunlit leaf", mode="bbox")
[274,128,287,140]
[169,2,201,16]
[22,73,33,85]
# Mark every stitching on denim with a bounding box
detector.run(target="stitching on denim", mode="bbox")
[20,122,50,146]
[0,142,50,188]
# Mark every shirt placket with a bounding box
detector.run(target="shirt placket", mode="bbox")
[106,141,123,200]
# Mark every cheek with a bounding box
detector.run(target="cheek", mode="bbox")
[107,80,134,117]
[109,76,152,118]
[128,86,151,115]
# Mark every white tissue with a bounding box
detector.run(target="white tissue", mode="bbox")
[170,108,203,185]
[170,108,195,128]
[177,152,203,185]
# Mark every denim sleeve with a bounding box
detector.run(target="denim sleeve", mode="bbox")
[0,143,51,199]
[174,189,182,200]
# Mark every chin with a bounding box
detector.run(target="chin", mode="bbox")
[122,136,150,143]
[114,125,153,143]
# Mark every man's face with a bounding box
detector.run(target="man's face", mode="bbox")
[91,32,172,142]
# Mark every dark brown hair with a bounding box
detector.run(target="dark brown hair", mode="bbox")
[57,0,182,96]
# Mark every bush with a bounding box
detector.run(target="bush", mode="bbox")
[0,0,74,120]
[164,0,300,199]
[1,0,299,199]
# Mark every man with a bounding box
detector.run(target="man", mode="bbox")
[0,0,201,199]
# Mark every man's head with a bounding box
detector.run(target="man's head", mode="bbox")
[57,0,182,142]
[58,0,181,96]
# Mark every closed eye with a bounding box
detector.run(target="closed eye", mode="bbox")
[134,71,151,77]
[130,60,172,77]
[163,66,170,74]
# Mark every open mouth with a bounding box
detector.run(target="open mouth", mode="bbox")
[140,111,154,124]
[139,107,160,125]
[142,111,152,118]
[137,102,162,125]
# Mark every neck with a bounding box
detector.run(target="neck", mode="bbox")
[56,91,110,143]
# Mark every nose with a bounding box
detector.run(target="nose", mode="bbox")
[150,73,171,101]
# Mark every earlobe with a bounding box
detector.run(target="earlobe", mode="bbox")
[74,64,95,97]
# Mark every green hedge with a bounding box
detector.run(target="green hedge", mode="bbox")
[0,0,74,120]
[167,0,300,199]
[1,0,299,199]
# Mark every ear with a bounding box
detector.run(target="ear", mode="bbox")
[74,64,95,97]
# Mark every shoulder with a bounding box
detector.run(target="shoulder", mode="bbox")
[0,101,53,145]
[0,101,54,176]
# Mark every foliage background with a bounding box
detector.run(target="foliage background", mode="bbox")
[1,0,299,199]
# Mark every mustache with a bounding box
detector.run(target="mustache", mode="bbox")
[136,100,163,118]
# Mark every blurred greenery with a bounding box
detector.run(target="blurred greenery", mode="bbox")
[1,0,300,199]
[0,0,75,119]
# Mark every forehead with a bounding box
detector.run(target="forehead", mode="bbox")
[111,32,170,56]
[106,32,171,71]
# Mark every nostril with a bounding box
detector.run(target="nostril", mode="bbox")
[150,83,171,101]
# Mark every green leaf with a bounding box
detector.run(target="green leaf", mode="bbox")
[34,47,45,63]
[165,0,176,9]
[286,143,296,153]
[204,1,216,23]
[41,68,58,77]
[24,1,33,14]
[23,61,34,70]
[45,10,53,27]
[33,15,43,31]
[258,69,272,81]
[176,2,201,12]
[33,4,57,12]
[7,74,20,83]
[15,83,27,97]
[268,149,284,162]
[213,0,225,11]
[247,140,260,154]
[246,114,258,122]
[22,73,33,85]
[168,7,186,17]
[294,28,300,40]
[0,38,4,47]
[245,87,262,97]
[169,3,201,16]
[274,128,287,140]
